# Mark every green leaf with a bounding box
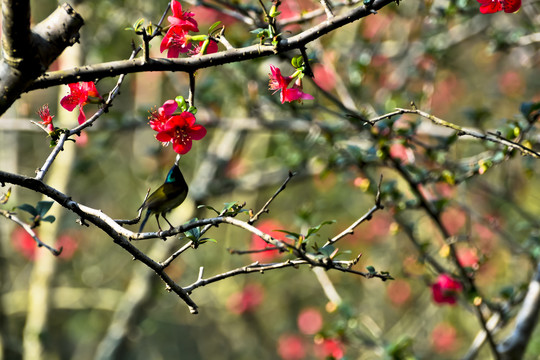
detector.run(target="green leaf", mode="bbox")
[198,238,217,244]
[183,218,201,241]
[208,21,222,33]
[36,201,54,216]
[366,265,376,274]
[306,220,336,239]
[318,244,335,257]
[274,229,302,240]
[197,204,220,214]
[135,18,145,31]
[187,106,197,115]
[41,215,56,223]
[17,204,38,216]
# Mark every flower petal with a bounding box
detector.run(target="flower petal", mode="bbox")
[173,138,192,154]
[77,106,87,124]
[189,124,207,140]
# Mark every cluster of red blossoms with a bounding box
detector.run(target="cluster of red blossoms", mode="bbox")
[37,81,102,134]
[149,99,207,154]
[476,0,521,13]
[160,0,218,57]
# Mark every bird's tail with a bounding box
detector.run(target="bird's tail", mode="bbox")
[139,210,151,233]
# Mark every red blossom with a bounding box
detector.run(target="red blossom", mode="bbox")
[11,227,37,260]
[226,283,264,314]
[168,0,198,32]
[476,0,521,13]
[190,39,219,56]
[297,308,323,335]
[277,334,306,360]
[314,338,345,359]
[268,65,314,104]
[37,104,55,133]
[431,274,462,305]
[60,81,101,124]
[249,219,288,262]
[431,323,459,353]
[154,111,207,154]
[149,100,179,131]
[160,26,192,58]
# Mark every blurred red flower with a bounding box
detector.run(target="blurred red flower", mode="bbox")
[277,334,306,360]
[431,323,459,353]
[226,283,264,314]
[431,274,462,305]
[387,279,412,306]
[314,338,345,359]
[250,219,288,262]
[11,227,36,260]
[297,308,323,335]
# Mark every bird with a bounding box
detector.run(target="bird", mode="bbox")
[138,155,188,232]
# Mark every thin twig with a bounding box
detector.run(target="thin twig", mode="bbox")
[248,170,295,225]
[0,209,61,256]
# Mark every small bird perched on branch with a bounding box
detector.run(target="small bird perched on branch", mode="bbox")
[139,155,188,232]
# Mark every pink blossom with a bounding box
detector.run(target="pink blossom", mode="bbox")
[37,104,55,133]
[431,274,462,305]
[60,81,102,124]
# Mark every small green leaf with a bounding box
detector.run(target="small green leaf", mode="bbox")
[306,220,336,239]
[36,201,54,216]
[187,106,197,115]
[198,238,217,244]
[274,229,302,240]
[208,21,222,33]
[197,204,220,214]
[366,265,376,273]
[17,204,38,216]
[41,215,56,223]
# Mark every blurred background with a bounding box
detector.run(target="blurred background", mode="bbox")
[1,0,539,359]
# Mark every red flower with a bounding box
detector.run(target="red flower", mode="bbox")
[268,65,314,104]
[148,99,178,131]
[190,39,219,56]
[476,0,521,13]
[11,227,37,260]
[431,274,462,305]
[314,338,345,359]
[154,111,207,154]
[297,308,323,335]
[160,26,192,58]
[37,104,55,133]
[60,82,102,124]
[226,283,265,314]
[277,334,306,360]
[250,219,287,262]
[168,0,198,32]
